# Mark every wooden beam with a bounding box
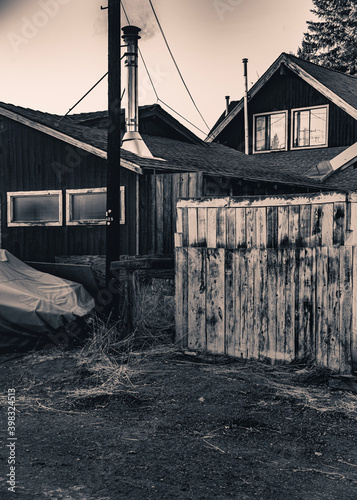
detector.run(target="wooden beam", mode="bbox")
[286,60,357,121]
[177,192,348,209]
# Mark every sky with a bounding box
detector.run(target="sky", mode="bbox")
[0,0,316,138]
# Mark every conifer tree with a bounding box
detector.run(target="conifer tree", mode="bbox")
[297,0,357,75]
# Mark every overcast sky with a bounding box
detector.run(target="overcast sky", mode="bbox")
[0,0,315,138]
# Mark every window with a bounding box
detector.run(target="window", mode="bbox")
[66,187,125,225]
[7,191,62,227]
[253,111,287,153]
[292,105,328,149]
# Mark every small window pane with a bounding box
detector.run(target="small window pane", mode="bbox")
[255,116,266,151]
[295,110,310,147]
[72,192,106,221]
[310,107,327,146]
[269,113,286,150]
[293,107,327,148]
[255,113,286,152]
[13,195,59,222]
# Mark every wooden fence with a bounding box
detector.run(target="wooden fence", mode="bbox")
[175,192,357,249]
[175,193,357,374]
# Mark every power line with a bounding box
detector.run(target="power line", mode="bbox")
[121,0,206,136]
[58,72,108,124]
[148,0,210,131]
[157,99,207,136]
[120,0,129,24]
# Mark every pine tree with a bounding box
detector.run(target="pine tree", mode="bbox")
[297,0,357,75]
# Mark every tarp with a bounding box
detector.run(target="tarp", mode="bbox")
[0,250,95,350]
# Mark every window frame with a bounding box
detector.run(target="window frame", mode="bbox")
[291,104,329,150]
[7,190,62,227]
[65,187,125,226]
[253,110,288,154]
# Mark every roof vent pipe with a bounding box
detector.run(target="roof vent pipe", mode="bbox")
[242,58,249,155]
[121,25,153,157]
[225,96,230,116]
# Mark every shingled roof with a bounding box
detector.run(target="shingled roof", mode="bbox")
[0,100,355,191]
[287,54,357,111]
[207,52,357,142]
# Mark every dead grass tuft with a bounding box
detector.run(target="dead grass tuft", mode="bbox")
[67,279,176,405]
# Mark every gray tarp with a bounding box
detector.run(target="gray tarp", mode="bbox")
[0,250,95,350]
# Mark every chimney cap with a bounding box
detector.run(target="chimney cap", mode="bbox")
[121,25,141,39]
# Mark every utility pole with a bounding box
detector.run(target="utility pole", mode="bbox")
[106,0,121,313]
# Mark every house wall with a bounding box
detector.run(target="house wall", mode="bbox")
[139,171,204,255]
[0,118,137,261]
[215,68,357,153]
[203,175,315,197]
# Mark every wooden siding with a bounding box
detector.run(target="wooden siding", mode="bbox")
[216,68,357,152]
[0,117,137,261]
[139,172,203,255]
[175,246,355,373]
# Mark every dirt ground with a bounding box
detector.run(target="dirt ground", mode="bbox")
[1,346,357,500]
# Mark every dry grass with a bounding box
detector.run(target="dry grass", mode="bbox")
[67,278,176,405]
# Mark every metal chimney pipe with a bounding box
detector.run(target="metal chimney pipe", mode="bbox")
[242,58,249,155]
[121,25,153,157]
[225,96,230,116]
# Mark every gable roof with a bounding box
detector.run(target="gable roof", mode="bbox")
[207,52,357,143]
[1,100,355,192]
[70,103,203,144]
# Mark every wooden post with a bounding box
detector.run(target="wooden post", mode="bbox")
[106,0,121,315]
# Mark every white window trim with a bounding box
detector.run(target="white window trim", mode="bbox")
[290,104,329,150]
[7,190,62,227]
[66,187,125,226]
[253,110,288,154]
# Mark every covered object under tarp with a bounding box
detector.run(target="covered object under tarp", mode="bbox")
[0,250,95,351]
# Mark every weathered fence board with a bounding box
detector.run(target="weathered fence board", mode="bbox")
[177,194,356,250]
[328,247,340,371]
[175,246,355,373]
[316,247,329,367]
[352,247,357,373]
[340,247,352,372]
[175,247,188,348]
[206,249,225,354]
[187,248,206,350]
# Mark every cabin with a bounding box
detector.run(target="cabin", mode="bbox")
[1,98,329,268]
[0,102,205,263]
[207,53,357,155]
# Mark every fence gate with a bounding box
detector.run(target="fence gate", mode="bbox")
[175,193,357,374]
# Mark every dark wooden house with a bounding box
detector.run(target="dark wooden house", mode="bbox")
[0,100,325,265]
[2,91,355,268]
[207,53,357,155]
[0,102,208,262]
